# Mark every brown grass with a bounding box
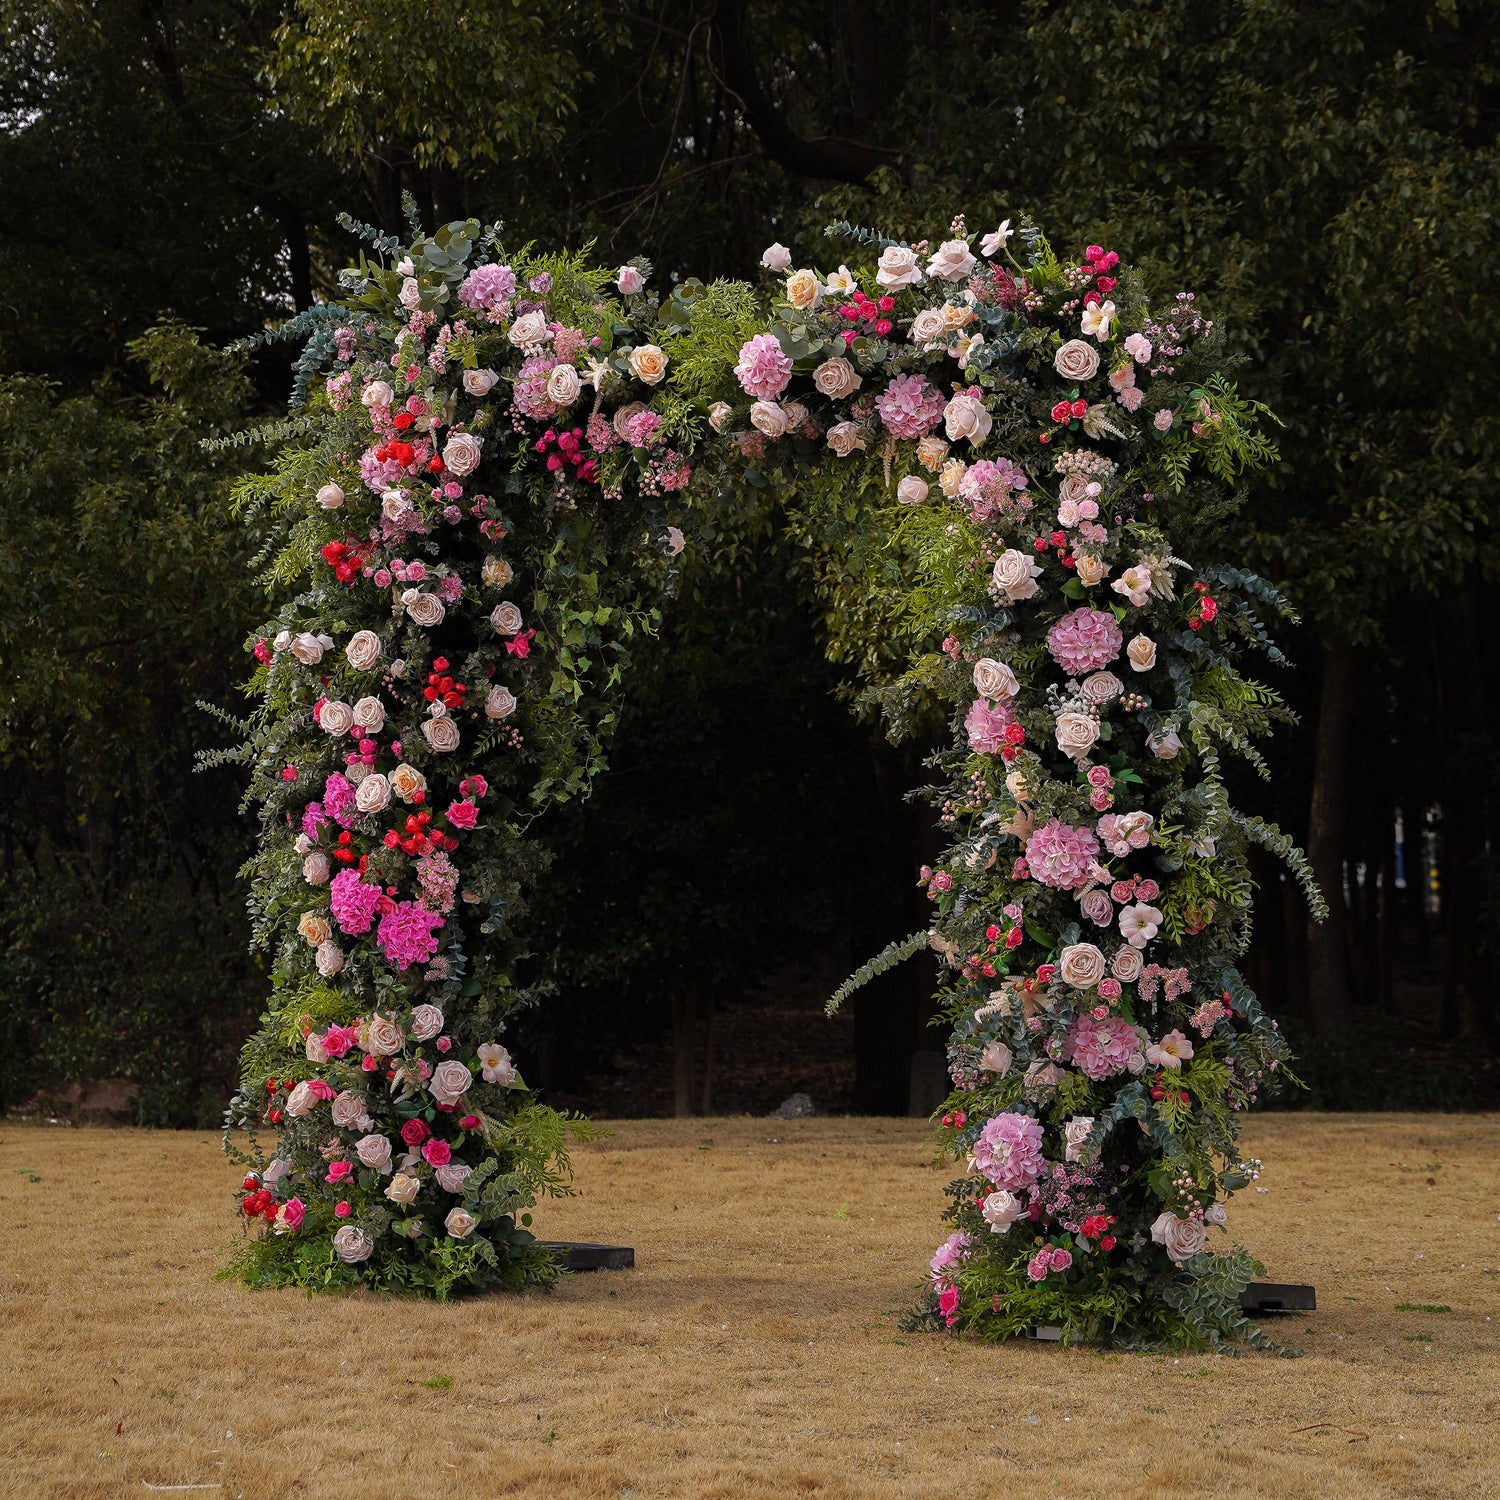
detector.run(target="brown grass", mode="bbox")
[3,1114,1499,1500]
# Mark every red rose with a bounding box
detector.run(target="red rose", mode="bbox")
[401,1118,429,1147]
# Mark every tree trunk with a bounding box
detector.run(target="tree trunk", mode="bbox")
[670,983,697,1116]
[1304,642,1357,1033]
[699,989,716,1116]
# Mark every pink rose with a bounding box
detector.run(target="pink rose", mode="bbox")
[446,799,479,829]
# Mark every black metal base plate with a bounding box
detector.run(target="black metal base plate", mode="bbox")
[541,1241,635,1271]
[1239,1281,1316,1312]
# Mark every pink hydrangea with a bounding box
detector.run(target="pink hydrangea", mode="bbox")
[956,458,1031,524]
[622,409,662,448]
[1047,607,1124,675]
[513,354,562,421]
[1024,819,1101,891]
[734,333,793,401]
[415,850,459,914]
[964,697,1015,754]
[1066,1014,1141,1080]
[322,772,359,828]
[875,373,946,439]
[301,801,329,839]
[458,263,516,313]
[377,900,445,970]
[359,449,406,494]
[928,1229,972,1290]
[330,869,382,936]
[971,1112,1046,1191]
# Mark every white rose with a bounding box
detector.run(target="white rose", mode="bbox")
[760,242,793,271]
[385,1172,420,1206]
[896,476,929,506]
[355,774,391,814]
[435,1162,473,1193]
[485,685,518,720]
[381,488,411,522]
[302,851,330,886]
[979,1041,1012,1076]
[1127,634,1157,672]
[442,432,483,477]
[927,239,976,281]
[290,632,325,666]
[546,363,582,406]
[627,344,668,386]
[909,307,948,345]
[330,1090,368,1130]
[1150,1211,1208,1264]
[991,549,1042,603]
[491,601,523,636]
[423,716,460,754]
[430,1059,473,1105]
[875,244,923,289]
[361,380,394,409]
[972,658,1019,700]
[1058,942,1107,988]
[981,1189,1025,1233]
[445,1207,478,1239]
[482,556,514,588]
[403,590,446,629]
[1054,339,1101,382]
[749,400,787,439]
[1149,727,1183,760]
[462,368,498,396]
[352,696,385,734]
[812,357,861,399]
[785,269,821,309]
[283,1081,318,1118]
[616,264,645,295]
[1063,1116,1096,1164]
[320,700,355,737]
[508,310,549,350]
[410,1004,444,1042]
[943,391,992,445]
[356,1134,393,1173]
[316,482,344,510]
[826,421,865,457]
[333,1225,375,1263]
[398,276,422,310]
[1055,711,1099,759]
[345,630,382,672]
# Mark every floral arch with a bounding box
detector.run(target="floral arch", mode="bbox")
[220,208,1320,1346]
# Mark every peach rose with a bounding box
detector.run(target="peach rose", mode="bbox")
[826,422,865,457]
[315,941,345,977]
[627,344,668,385]
[364,1014,404,1056]
[319,700,354,737]
[812,357,861,398]
[356,1134,393,1173]
[508,310,549,350]
[290,632,328,665]
[707,401,733,432]
[785,269,821,309]
[361,380,394,408]
[1075,554,1109,587]
[916,435,949,471]
[298,912,331,947]
[482,556,513,588]
[1150,1211,1207,1264]
[445,1207,478,1238]
[875,244,923,289]
[1127,634,1157,672]
[389,764,427,803]
[1110,945,1143,982]
[749,400,787,439]
[991,549,1042,603]
[385,1172,420,1205]
[973,658,1019,700]
[938,458,967,496]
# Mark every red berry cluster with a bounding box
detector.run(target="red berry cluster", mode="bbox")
[1186,580,1219,631]
[535,426,599,484]
[1082,244,1120,294]
[1149,1075,1191,1105]
[940,1109,968,1129]
[330,829,366,870]
[423,657,468,710]
[321,537,372,585]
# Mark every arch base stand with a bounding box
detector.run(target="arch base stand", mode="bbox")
[542,1241,635,1271]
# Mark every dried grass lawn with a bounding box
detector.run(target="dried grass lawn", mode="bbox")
[4,1114,1499,1500]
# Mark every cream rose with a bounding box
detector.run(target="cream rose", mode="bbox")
[1005,770,1034,802]
[356,1134,393,1173]
[410,1004,444,1042]
[442,432,482,478]
[283,1080,318,1118]
[627,344,668,385]
[1058,941,1107,989]
[1054,339,1101,382]
[491,601,523,636]
[1075,555,1109,588]
[1081,671,1122,705]
[389,764,426,802]
[749,400,788,439]
[979,1041,1012,1076]
[462,368,498,396]
[361,380,394,409]
[1151,1211,1208,1264]
[365,1014,404,1057]
[482,556,513,588]
[896,475,929,506]
[430,1059,473,1106]
[399,276,422,310]
[302,851,330,886]
[812,357,861,399]
[1058,473,1093,508]
[707,401,733,432]
[1127,634,1157,672]
[290,632,327,666]
[781,401,807,430]
[1063,1116,1096,1164]
[981,1189,1024,1233]
[385,1172,420,1206]
[1110,945,1143,982]
[826,421,865,457]
[485,685,518,721]
[943,391,992,444]
[875,244,923,289]
[612,401,646,440]
[298,912,331,948]
[916,435,949,471]
[315,941,345,977]
[316,482,344,510]
[445,1207,478,1239]
[345,630,382,672]
[352,696,385,734]
[546,363,582,406]
[423,716,460,754]
[508,310,549,350]
[354,774,390,815]
[1149,727,1183,760]
[333,1225,375,1263]
[785,269,821,309]
[938,458,967,496]
[972,658,1019,701]
[330,1090,368,1130]
[403,591,446,629]
[435,1162,473,1193]
[927,238,977,281]
[760,243,792,271]
[991,549,1042,603]
[319,700,354,737]
[909,307,948,345]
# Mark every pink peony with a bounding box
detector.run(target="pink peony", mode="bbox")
[1066,1014,1140,1080]
[956,457,1031,524]
[1024,819,1101,891]
[376,900,445,970]
[964,697,1015,754]
[329,868,382,936]
[734,333,793,401]
[874,373,946,440]
[971,1112,1046,1191]
[512,354,562,421]
[1047,608,1124,676]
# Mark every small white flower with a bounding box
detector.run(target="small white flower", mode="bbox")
[980,221,1013,257]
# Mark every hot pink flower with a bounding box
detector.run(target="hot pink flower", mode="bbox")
[422,1138,452,1167]
[330,868,382,936]
[446,799,479,829]
[325,1160,353,1185]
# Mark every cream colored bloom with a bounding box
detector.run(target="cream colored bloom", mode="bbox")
[943,391,992,445]
[410,1004,444,1042]
[477,1042,517,1085]
[442,432,483,477]
[1150,1211,1207,1263]
[302,852,330,886]
[1063,1116,1096,1163]
[812,357,861,399]
[1057,942,1106,989]
[283,1080,318,1118]
[909,307,948,346]
[315,941,344,977]
[938,457,967,496]
[749,400,787,439]
[707,401,733,432]
[916,435,949,472]
[403,591,446,628]
[1054,339,1100,382]
[546,363,582,406]
[926,239,976,281]
[462,368,497,396]
[385,1172,420,1206]
[445,1207,478,1239]
[298,912,331,948]
[973,658,1019,701]
[319,700,354,737]
[485,685,518,721]
[1075,554,1109,588]
[896,476,929,506]
[345,630,382,671]
[1055,710,1099,759]
[352,696,385,734]
[979,1041,1012,1076]
[356,1134,393,1173]
[1081,300,1117,342]
[491,601,523,635]
[627,344,668,385]
[333,1225,375,1263]
[826,422,865,457]
[991,548,1042,603]
[875,245,923,288]
[981,1189,1024,1233]
[785,269,821,309]
[508,310,549,350]
[423,716,460,753]
[364,1014,404,1057]
[316,482,344,510]
[482,556,514,588]
[1126,634,1157,671]
[430,1059,473,1105]
[361,380,394,408]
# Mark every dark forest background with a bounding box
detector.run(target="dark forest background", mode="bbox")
[2,1,1496,1124]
